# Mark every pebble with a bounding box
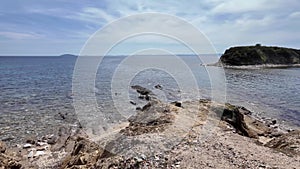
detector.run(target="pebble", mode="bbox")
[34,151,46,157]
[23,143,32,149]
[134,157,143,163]
[130,101,137,105]
[140,154,146,160]
[27,150,34,158]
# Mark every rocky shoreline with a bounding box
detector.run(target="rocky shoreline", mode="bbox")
[1,85,299,169]
[208,64,300,69]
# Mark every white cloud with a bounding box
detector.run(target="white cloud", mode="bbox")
[75,7,117,24]
[211,0,272,14]
[1,0,300,55]
[289,11,300,18]
[0,31,42,40]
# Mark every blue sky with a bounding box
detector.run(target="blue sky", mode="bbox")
[0,0,300,55]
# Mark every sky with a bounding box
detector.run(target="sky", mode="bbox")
[0,0,300,56]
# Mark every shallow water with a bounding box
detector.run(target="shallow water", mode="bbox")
[0,55,299,144]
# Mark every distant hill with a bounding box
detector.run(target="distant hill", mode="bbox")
[218,44,300,66]
[59,54,77,58]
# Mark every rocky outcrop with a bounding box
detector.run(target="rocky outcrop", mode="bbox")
[121,100,175,136]
[219,44,300,66]
[265,130,300,156]
[212,103,271,139]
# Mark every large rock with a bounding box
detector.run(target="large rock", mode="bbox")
[212,103,271,138]
[60,137,104,169]
[265,130,300,156]
[219,44,300,66]
[121,100,175,136]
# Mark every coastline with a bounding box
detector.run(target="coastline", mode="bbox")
[1,85,299,168]
[205,63,300,69]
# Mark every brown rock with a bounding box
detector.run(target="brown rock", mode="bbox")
[216,103,270,138]
[265,130,300,156]
[0,141,6,153]
[60,137,103,169]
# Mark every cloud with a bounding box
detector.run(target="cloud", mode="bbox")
[0,31,42,40]
[289,12,300,18]
[64,7,117,25]
[211,0,273,14]
[0,0,300,55]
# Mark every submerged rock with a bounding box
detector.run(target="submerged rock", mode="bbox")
[131,85,153,95]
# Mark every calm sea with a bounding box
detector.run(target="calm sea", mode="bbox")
[0,56,299,144]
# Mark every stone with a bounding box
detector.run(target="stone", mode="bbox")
[36,141,48,146]
[154,84,163,90]
[47,135,57,145]
[23,143,32,149]
[129,101,137,105]
[171,101,182,107]
[265,130,300,156]
[140,154,146,160]
[25,136,36,145]
[27,150,34,158]
[34,151,46,157]
[218,103,270,138]
[0,141,6,153]
[131,85,153,95]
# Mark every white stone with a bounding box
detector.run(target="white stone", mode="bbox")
[23,143,32,149]
[34,151,46,157]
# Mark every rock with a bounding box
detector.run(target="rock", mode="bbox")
[141,102,152,111]
[271,119,277,125]
[131,85,153,95]
[47,135,57,145]
[0,141,6,153]
[34,151,46,157]
[50,135,69,151]
[36,141,48,147]
[269,131,284,138]
[265,130,300,156]
[154,84,163,90]
[140,154,146,160]
[145,95,151,101]
[219,45,300,66]
[171,101,182,107]
[122,100,174,136]
[25,136,36,145]
[129,101,137,105]
[217,103,270,138]
[23,143,32,149]
[27,150,34,158]
[60,137,103,169]
[134,157,143,163]
[138,95,145,100]
[6,161,22,169]
[36,145,49,151]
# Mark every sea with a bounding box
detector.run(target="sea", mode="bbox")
[0,55,299,145]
